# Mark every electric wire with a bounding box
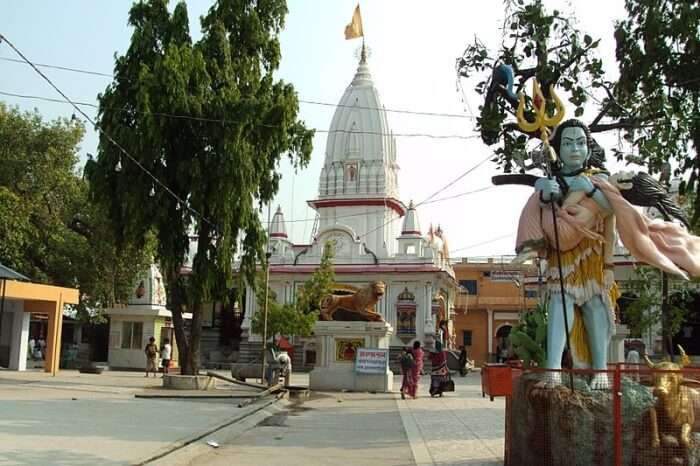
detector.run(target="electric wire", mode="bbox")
[0,90,480,140]
[0,33,217,229]
[0,56,476,120]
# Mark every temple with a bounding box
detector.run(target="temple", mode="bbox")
[241,48,456,365]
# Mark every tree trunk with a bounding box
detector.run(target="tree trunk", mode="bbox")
[166,269,190,374]
[187,300,202,374]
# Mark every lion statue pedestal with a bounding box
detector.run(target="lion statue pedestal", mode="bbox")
[309,320,394,393]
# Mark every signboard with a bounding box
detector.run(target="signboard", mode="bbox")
[355,348,388,374]
[489,270,522,282]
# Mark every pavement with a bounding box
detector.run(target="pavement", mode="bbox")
[163,371,505,466]
[0,368,506,466]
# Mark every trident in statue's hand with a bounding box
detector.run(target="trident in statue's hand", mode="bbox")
[516,79,565,163]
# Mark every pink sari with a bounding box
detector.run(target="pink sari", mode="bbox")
[403,348,424,398]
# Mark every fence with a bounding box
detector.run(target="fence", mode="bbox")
[504,364,700,466]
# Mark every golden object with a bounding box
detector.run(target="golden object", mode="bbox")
[319,281,385,322]
[516,79,565,149]
[644,345,699,450]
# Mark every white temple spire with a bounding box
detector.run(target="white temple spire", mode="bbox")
[270,205,288,239]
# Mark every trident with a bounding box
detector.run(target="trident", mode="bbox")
[516,79,575,390]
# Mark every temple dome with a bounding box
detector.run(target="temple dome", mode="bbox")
[318,49,399,199]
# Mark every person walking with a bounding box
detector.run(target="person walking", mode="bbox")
[144,337,159,377]
[429,341,450,397]
[404,341,424,399]
[399,347,415,400]
[458,346,469,376]
[160,338,172,376]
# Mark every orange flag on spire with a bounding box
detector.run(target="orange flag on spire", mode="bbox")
[344,5,363,40]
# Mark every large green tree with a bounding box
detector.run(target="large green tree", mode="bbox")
[88,0,313,374]
[0,103,152,319]
[614,0,700,225]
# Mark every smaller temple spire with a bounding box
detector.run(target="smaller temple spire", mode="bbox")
[400,200,421,237]
[270,205,288,239]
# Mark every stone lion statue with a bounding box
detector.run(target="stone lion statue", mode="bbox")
[319,281,386,322]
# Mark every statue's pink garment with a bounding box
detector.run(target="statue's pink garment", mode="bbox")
[515,179,700,279]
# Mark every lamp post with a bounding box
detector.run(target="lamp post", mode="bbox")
[261,203,272,385]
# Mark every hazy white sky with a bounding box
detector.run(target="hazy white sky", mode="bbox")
[1,0,633,257]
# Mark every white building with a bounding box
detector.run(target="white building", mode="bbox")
[241,48,456,365]
[105,264,188,369]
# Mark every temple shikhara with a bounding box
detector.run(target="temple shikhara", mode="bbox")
[241,47,457,364]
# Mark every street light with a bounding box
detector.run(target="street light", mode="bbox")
[261,203,272,385]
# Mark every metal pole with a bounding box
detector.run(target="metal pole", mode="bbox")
[0,279,6,360]
[261,203,272,384]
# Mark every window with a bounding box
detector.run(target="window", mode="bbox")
[462,330,473,346]
[459,280,477,295]
[121,321,143,349]
[525,289,538,298]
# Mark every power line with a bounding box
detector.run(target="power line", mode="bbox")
[0,33,217,229]
[271,185,497,226]
[0,55,476,120]
[357,154,494,241]
[0,90,481,141]
[0,56,113,77]
[417,153,493,205]
[449,232,515,255]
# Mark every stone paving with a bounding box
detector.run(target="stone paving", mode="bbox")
[0,368,507,465]
[397,371,505,465]
[174,370,506,466]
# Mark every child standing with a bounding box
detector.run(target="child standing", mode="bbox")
[161,338,172,376]
[144,337,159,377]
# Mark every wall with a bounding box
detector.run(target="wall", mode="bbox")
[108,315,158,369]
[452,309,489,365]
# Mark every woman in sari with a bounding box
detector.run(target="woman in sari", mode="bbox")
[429,341,449,397]
[403,341,424,399]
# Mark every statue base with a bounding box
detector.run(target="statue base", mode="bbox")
[508,372,700,466]
[309,320,394,393]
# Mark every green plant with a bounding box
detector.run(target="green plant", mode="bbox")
[509,302,547,367]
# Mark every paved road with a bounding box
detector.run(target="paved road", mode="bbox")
[0,369,271,465]
[178,371,506,466]
[0,369,506,466]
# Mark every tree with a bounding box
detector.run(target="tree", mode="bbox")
[456,0,610,173]
[295,241,336,314]
[0,103,151,320]
[620,266,695,354]
[614,0,700,225]
[250,241,336,340]
[87,0,313,374]
[250,279,316,341]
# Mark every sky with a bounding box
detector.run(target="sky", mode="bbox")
[1,0,632,258]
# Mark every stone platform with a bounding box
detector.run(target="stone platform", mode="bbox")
[309,320,393,392]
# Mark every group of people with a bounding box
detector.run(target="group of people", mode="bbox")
[144,337,172,377]
[399,340,456,399]
[28,337,46,360]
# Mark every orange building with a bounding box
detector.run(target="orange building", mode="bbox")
[452,258,539,366]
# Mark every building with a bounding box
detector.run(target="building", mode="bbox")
[104,264,189,369]
[240,47,457,365]
[0,263,79,374]
[451,258,539,365]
